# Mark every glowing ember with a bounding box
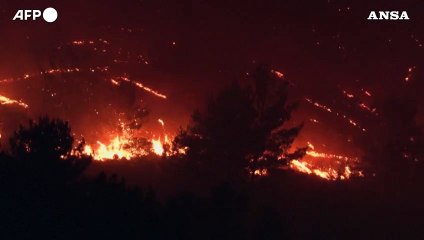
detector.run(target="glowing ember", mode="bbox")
[309,118,319,123]
[343,90,355,98]
[305,97,332,113]
[358,103,376,113]
[158,119,165,127]
[362,89,372,97]
[404,66,416,82]
[271,69,284,78]
[253,169,268,176]
[341,90,377,115]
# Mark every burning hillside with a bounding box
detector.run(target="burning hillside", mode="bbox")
[0,20,421,181]
[1,2,424,240]
[0,37,370,180]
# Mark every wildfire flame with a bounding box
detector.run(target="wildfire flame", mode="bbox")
[151,138,164,156]
[83,136,134,161]
[0,38,367,181]
[83,119,173,160]
[111,76,167,99]
[288,141,361,180]
[0,94,28,108]
[79,116,363,180]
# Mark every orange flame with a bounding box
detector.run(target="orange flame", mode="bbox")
[288,141,362,180]
[151,138,164,156]
[83,119,175,160]
[290,159,349,180]
[83,136,135,161]
[0,94,28,108]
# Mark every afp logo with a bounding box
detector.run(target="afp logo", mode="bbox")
[13,7,58,23]
[367,11,409,20]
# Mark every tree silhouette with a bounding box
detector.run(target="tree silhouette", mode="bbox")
[8,116,91,182]
[117,103,152,157]
[173,66,306,181]
[364,95,424,181]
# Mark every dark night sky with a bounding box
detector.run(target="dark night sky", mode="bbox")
[0,0,423,159]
